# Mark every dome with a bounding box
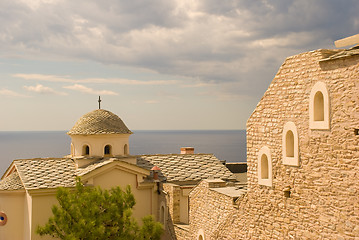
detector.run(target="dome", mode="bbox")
[67,109,132,135]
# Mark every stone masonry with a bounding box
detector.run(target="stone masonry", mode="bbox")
[186,49,359,240]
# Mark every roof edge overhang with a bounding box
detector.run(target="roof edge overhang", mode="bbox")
[67,132,133,136]
[1,162,17,180]
[246,48,333,126]
[0,189,26,194]
[80,160,150,181]
[27,187,63,196]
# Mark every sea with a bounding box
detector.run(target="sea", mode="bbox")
[0,130,246,176]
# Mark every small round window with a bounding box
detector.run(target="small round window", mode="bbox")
[0,212,7,226]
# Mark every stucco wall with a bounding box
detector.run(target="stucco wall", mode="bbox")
[71,134,130,157]
[92,168,156,221]
[31,192,58,240]
[187,50,359,239]
[0,191,25,240]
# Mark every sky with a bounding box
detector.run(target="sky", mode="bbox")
[0,0,358,131]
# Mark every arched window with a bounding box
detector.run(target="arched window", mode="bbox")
[261,154,269,179]
[258,146,272,187]
[285,131,294,157]
[124,144,128,155]
[197,229,205,240]
[309,82,330,129]
[159,201,167,229]
[82,145,90,156]
[282,122,299,166]
[314,91,324,121]
[71,143,74,156]
[104,145,112,156]
[160,206,165,224]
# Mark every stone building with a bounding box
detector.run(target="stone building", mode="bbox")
[0,109,235,240]
[1,40,358,239]
[185,46,359,239]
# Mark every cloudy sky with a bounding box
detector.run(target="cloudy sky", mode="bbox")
[0,0,358,131]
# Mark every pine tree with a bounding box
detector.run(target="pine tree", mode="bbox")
[36,178,163,240]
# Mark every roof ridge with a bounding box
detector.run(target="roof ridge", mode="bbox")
[13,165,26,190]
[0,169,25,191]
[13,157,69,161]
[137,153,215,157]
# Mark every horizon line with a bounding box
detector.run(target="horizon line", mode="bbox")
[0,129,246,132]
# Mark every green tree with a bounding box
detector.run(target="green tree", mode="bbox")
[37,178,163,240]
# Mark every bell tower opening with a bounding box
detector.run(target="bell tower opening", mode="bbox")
[82,145,90,156]
[104,145,112,156]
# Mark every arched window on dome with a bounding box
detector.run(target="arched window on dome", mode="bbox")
[104,145,112,156]
[282,122,299,166]
[258,146,272,187]
[82,145,90,156]
[124,144,128,155]
[309,82,330,130]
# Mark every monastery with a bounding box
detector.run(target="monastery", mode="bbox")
[1,35,359,239]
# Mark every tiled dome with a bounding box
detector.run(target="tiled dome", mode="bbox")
[67,109,132,135]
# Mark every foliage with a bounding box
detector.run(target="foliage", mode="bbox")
[36,178,163,240]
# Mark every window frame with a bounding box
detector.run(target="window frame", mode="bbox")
[258,146,272,187]
[282,121,299,166]
[104,144,112,156]
[197,229,205,240]
[124,144,128,155]
[159,201,167,227]
[82,144,90,156]
[309,81,330,130]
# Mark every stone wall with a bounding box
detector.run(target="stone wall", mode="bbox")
[189,180,238,239]
[162,183,180,239]
[163,183,181,224]
[187,50,359,239]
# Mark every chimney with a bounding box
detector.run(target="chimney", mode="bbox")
[180,147,194,154]
[151,166,161,180]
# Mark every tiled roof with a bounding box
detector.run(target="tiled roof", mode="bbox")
[76,158,166,181]
[137,154,236,183]
[76,158,115,176]
[14,158,76,190]
[211,185,248,198]
[1,154,236,191]
[67,109,132,135]
[0,171,24,190]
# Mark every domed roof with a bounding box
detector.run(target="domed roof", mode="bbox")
[67,109,132,135]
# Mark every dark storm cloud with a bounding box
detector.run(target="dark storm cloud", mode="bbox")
[1,0,359,98]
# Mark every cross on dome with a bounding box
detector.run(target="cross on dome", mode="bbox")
[98,96,102,109]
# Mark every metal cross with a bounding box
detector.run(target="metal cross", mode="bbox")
[98,96,102,109]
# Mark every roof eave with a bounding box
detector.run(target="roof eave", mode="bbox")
[1,162,17,180]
